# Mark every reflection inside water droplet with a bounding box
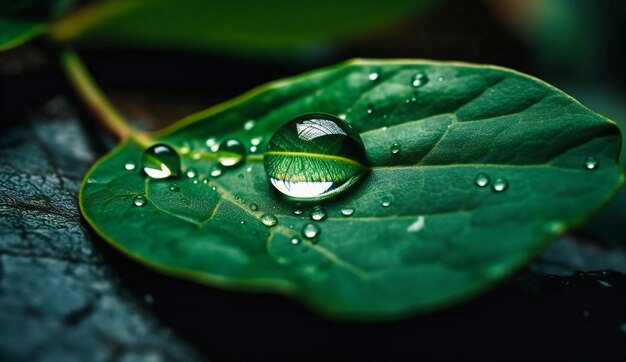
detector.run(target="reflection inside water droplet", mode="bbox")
[217,139,246,168]
[260,213,278,227]
[390,143,401,155]
[133,195,147,207]
[185,168,197,178]
[310,206,327,221]
[302,223,320,239]
[264,113,369,201]
[124,158,136,171]
[492,178,508,192]
[341,207,355,216]
[584,156,598,170]
[142,144,180,179]
[411,73,429,87]
[475,173,490,187]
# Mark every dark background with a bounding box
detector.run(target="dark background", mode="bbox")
[1,1,626,361]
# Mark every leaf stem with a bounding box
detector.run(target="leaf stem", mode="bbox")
[60,48,151,148]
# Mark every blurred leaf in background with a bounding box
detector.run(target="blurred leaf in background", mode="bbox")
[49,0,438,56]
[0,0,72,51]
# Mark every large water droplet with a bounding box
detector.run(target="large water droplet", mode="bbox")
[260,213,278,227]
[492,178,508,192]
[264,113,369,201]
[411,73,429,87]
[475,173,490,187]
[217,139,246,168]
[390,143,401,155]
[302,223,320,239]
[341,207,355,216]
[142,144,180,179]
[310,206,327,221]
[124,158,136,171]
[584,156,598,170]
[133,195,147,207]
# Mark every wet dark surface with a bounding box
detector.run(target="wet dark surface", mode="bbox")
[1,1,626,361]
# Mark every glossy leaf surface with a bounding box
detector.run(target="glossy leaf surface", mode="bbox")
[80,60,624,320]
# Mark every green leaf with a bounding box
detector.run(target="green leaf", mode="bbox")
[80,60,624,320]
[0,0,71,51]
[50,0,436,55]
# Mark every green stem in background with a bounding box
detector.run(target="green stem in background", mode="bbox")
[60,48,151,147]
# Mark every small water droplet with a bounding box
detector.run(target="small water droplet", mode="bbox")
[475,173,490,187]
[341,207,355,216]
[584,156,598,170]
[211,186,217,191]
[368,69,380,81]
[244,119,255,131]
[142,144,181,179]
[260,213,278,227]
[217,139,246,168]
[191,151,202,160]
[310,206,327,221]
[202,178,209,184]
[210,165,223,177]
[390,143,401,155]
[366,103,375,115]
[240,219,246,225]
[249,203,259,211]
[186,168,197,178]
[250,145,258,153]
[381,196,392,207]
[290,237,301,245]
[492,178,508,192]
[293,203,304,215]
[251,137,263,146]
[169,184,180,192]
[411,73,429,87]
[192,179,199,184]
[124,158,136,171]
[238,174,244,180]
[246,166,253,173]
[302,223,320,239]
[409,93,417,102]
[205,137,218,151]
[437,76,444,82]
[133,195,147,207]
[179,142,190,155]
